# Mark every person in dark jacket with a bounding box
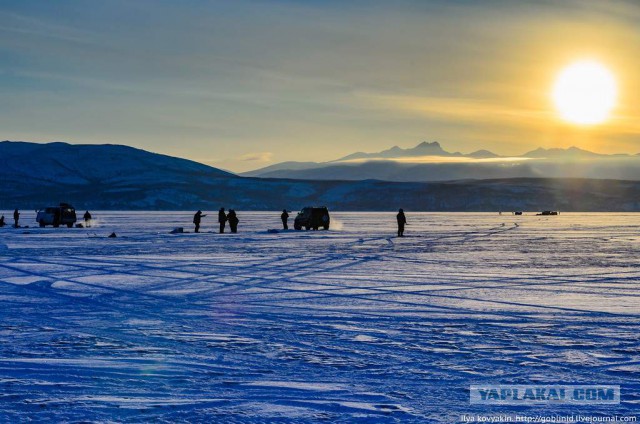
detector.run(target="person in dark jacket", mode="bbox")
[396,208,407,237]
[193,210,206,233]
[218,208,227,233]
[13,209,19,228]
[228,210,239,233]
[84,210,92,227]
[281,209,289,230]
[0,215,5,227]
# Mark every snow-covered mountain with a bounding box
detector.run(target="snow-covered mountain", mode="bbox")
[243,142,640,182]
[1,141,233,184]
[522,146,609,159]
[0,141,233,209]
[242,141,501,177]
[335,141,500,161]
[3,141,640,211]
[240,161,323,177]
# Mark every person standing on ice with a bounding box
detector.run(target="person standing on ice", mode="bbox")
[193,210,205,233]
[83,210,92,227]
[281,209,289,230]
[218,207,227,233]
[396,208,407,237]
[228,210,239,233]
[13,209,20,228]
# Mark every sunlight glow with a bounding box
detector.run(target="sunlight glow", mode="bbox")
[552,61,617,125]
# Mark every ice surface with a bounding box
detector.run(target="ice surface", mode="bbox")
[0,211,639,422]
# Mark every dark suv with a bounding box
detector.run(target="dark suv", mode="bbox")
[36,203,77,228]
[294,207,330,230]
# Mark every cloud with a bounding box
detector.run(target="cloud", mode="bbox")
[238,152,274,162]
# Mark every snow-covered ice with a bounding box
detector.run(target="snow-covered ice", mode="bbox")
[1,211,639,422]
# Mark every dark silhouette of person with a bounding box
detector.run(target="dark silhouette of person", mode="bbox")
[228,210,239,233]
[13,209,19,228]
[281,209,289,230]
[396,208,407,237]
[218,208,227,233]
[0,215,5,227]
[193,210,205,233]
[84,211,92,227]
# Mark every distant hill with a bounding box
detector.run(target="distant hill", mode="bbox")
[336,141,486,161]
[243,142,640,182]
[522,146,609,159]
[241,161,323,177]
[0,141,232,209]
[336,141,500,161]
[245,158,640,182]
[0,141,234,183]
[242,141,501,177]
[467,149,501,159]
[3,141,640,211]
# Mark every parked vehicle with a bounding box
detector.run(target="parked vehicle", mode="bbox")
[537,210,559,216]
[294,206,330,230]
[36,203,77,228]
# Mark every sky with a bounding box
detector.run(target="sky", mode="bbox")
[1,0,639,172]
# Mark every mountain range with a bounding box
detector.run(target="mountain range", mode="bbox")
[242,141,640,181]
[2,140,640,212]
[336,141,501,161]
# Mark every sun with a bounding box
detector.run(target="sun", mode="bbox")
[552,60,617,125]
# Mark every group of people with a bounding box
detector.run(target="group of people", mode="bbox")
[0,209,21,228]
[191,208,408,236]
[2,207,407,236]
[193,208,239,233]
[0,209,93,228]
[193,209,291,234]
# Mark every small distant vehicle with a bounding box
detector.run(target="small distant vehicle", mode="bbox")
[537,210,559,216]
[36,203,77,228]
[294,206,330,231]
[514,211,523,215]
